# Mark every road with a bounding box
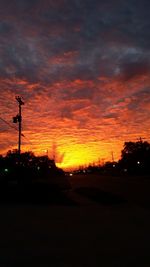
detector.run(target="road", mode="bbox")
[0,173,150,266]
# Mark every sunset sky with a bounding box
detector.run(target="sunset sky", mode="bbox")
[0,0,150,169]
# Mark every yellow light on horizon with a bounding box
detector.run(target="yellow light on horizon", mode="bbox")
[6,137,122,170]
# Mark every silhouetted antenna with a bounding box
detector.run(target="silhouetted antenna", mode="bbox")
[111,151,114,162]
[13,96,24,155]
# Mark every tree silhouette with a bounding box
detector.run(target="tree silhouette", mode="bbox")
[0,150,64,184]
[119,139,150,174]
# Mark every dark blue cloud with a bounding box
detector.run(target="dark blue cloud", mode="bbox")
[0,0,150,86]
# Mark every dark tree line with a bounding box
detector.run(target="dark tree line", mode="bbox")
[0,150,64,184]
[119,139,150,174]
[74,139,150,176]
[1,139,150,181]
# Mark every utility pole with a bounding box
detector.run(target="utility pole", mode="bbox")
[13,96,24,155]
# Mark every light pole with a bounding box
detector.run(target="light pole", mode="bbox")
[13,96,24,155]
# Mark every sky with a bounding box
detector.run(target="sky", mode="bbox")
[0,0,150,169]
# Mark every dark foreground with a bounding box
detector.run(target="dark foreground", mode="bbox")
[0,174,150,266]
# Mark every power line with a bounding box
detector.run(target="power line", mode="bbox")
[1,100,44,152]
[0,116,33,144]
[0,117,20,133]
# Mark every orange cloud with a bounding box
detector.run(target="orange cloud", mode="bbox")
[0,64,150,170]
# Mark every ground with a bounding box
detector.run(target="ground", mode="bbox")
[0,174,150,266]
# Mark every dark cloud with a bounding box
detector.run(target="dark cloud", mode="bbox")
[0,0,150,84]
[128,87,150,110]
[120,61,150,81]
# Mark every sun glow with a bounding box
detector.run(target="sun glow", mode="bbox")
[57,144,95,170]
[27,141,121,171]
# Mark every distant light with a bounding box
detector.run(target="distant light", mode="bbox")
[113,164,116,168]
[83,170,86,173]
[137,161,140,165]
[124,168,127,172]
[37,166,40,170]
[4,168,8,172]
[69,173,73,176]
